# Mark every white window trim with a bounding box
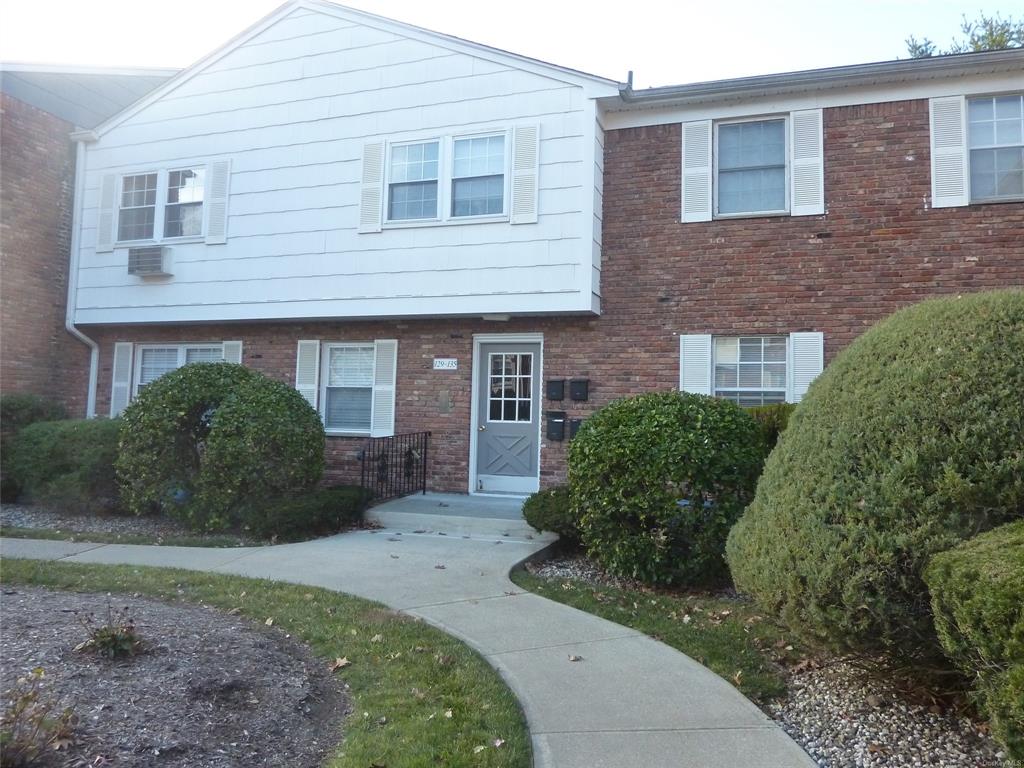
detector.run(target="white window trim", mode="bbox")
[711,335,791,404]
[382,129,511,228]
[966,91,1024,205]
[713,114,791,219]
[319,341,376,436]
[131,342,226,397]
[115,167,208,246]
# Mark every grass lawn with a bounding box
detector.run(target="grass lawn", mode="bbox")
[2,559,530,768]
[511,569,803,703]
[0,525,253,548]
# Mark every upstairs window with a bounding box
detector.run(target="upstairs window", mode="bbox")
[118,173,158,241]
[452,134,506,217]
[388,141,439,221]
[164,168,206,237]
[968,94,1024,203]
[716,118,788,216]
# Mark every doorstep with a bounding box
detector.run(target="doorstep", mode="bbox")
[366,492,548,541]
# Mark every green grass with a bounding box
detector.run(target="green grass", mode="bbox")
[0,525,253,548]
[1,559,530,768]
[511,569,803,702]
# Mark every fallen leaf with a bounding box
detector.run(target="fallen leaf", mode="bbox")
[377,716,387,725]
[227,607,241,615]
[329,657,351,672]
[411,687,426,700]
[434,564,447,570]
[444,709,453,718]
[568,654,583,662]
[493,738,505,748]
[390,554,400,559]
[732,670,743,685]
[371,634,383,643]
[264,617,274,626]
[473,746,486,754]
[682,614,691,624]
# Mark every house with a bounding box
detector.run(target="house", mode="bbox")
[0,63,176,414]
[61,0,1023,494]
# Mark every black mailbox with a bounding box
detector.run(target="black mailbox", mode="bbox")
[569,418,583,439]
[570,379,590,401]
[546,411,566,441]
[546,379,565,401]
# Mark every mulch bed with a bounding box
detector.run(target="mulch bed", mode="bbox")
[0,586,348,767]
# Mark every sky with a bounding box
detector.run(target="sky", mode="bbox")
[0,0,1021,87]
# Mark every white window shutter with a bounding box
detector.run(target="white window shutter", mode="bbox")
[359,141,385,233]
[679,334,713,395]
[370,339,398,437]
[511,124,539,224]
[96,174,117,252]
[789,332,824,403]
[295,340,321,409]
[790,109,825,216]
[222,340,243,364]
[681,120,713,222]
[929,96,969,208]
[110,342,134,416]
[205,159,232,244]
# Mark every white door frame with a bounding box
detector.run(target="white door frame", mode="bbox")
[468,332,544,496]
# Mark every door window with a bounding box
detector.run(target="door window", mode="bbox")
[487,353,532,422]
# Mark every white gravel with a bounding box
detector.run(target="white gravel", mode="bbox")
[527,556,1006,768]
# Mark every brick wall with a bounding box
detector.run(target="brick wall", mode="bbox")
[78,97,1024,490]
[0,93,91,415]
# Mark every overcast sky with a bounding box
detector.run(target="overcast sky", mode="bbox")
[1,0,1020,87]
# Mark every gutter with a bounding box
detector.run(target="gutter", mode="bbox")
[65,131,99,418]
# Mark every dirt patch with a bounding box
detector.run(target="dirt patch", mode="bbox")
[1,586,348,767]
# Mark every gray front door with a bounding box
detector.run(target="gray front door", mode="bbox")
[475,342,541,494]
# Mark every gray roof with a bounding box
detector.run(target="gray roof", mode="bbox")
[0,65,177,128]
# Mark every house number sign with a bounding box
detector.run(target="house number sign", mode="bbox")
[433,358,458,370]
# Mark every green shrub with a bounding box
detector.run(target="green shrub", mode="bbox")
[727,290,1024,665]
[0,394,66,502]
[6,419,122,513]
[569,391,764,585]
[523,485,577,544]
[746,403,796,452]
[116,363,325,530]
[242,486,371,541]
[925,521,1024,759]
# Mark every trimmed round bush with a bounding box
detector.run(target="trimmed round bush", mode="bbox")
[117,363,325,530]
[569,391,764,585]
[925,521,1023,760]
[727,290,1024,664]
[7,418,122,514]
[523,485,577,544]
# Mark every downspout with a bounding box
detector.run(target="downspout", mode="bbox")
[66,132,99,418]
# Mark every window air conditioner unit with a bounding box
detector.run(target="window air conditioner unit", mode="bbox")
[127,246,171,277]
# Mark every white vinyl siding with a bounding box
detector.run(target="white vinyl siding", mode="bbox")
[680,332,824,404]
[314,340,398,436]
[968,93,1024,203]
[131,342,234,396]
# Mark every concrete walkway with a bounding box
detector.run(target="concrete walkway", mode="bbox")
[1,498,813,768]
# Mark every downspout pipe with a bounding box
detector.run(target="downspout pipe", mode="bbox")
[66,133,99,418]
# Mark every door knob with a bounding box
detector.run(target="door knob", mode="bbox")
[479,424,486,431]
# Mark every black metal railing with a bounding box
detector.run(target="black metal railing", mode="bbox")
[359,431,430,502]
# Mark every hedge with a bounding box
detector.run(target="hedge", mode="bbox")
[925,521,1024,759]
[570,391,764,585]
[241,486,372,541]
[727,290,1024,664]
[522,485,577,544]
[6,419,122,513]
[0,394,67,502]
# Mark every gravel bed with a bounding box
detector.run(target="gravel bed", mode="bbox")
[528,556,1005,768]
[0,504,256,544]
[0,586,348,767]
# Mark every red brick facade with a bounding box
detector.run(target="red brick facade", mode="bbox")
[0,93,91,415]
[80,97,1024,491]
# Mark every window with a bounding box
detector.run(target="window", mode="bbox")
[716,118,788,216]
[116,167,206,243]
[388,141,439,221]
[133,343,225,393]
[968,94,1024,203]
[381,131,509,226]
[118,173,158,241]
[452,134,505,217]
[322,344,375,433]
[713,336,787,406]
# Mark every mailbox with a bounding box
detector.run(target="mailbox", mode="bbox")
[569,418,583,439]
[546,379,565,401]
[545,411,566,441]
[570,379,590,401]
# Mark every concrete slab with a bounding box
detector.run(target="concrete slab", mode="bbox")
[373,492,526,519]
[63,543,259,571]
[0,538,108,560]
[533,728,815,768]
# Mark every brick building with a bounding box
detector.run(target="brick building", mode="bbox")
[33,2,1024,494]
[0,64,174,414]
